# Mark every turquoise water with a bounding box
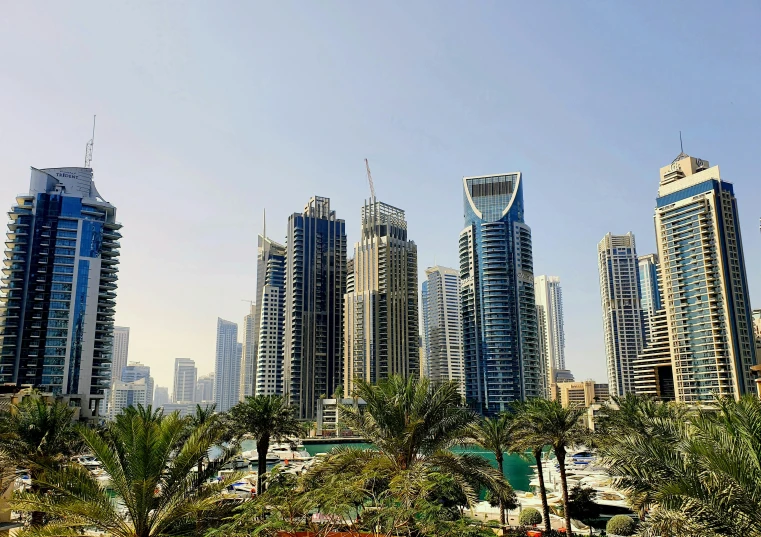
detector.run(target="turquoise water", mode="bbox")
[302,442,533,492]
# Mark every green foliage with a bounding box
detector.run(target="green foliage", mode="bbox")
[599,395,761,537]
[606,514,636,536]
[229,395,305,493]
[11,404,239,537]
[567,485,601,521]
[519,507,542,526]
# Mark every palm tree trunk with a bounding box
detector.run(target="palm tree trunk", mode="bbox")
[197,457,204,489]
[534,449,551,535]
[556,446,573,537]
[256,436,269,494]
[496,453,506,530]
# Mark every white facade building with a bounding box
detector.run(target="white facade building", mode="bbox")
[108,378,149,420]
[195,373,214,403]
[534,275,566,393]
[111,327,130,387]
[214,318,240,412]
[239,305,256,401]
[173,358,197,403]
[598,232,645,397]
[421,266,464,394]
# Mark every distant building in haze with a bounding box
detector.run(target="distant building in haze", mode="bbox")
[214,318,240,412]
[111,327,130,389]
[121,362,154,406]
[108,378,149,420]
[421,266,463,394]
[173,358,197,403]
[534,275,565,393]
[460,173,543,415]
[256,234,286,396]
[344,199,418,398]
[239,304,256,401]
[598,232,645,397]
[153,386,170,408]
[0,166,122,421]
[195,373,214,403]
[284,197,347,420]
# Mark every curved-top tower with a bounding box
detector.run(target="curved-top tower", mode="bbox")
[459,173,543,415]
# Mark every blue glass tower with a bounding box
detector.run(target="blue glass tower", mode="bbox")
[459,173,543,415]
[0,167,121,420]
[284,196,347,420]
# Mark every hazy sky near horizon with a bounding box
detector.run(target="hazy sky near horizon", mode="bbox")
[2,1,760,394]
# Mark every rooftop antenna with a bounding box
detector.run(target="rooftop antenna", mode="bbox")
[263,208,266,239]
[364,158,376,201]
[84,115,96,168]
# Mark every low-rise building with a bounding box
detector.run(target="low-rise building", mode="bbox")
[551,380,609,408]
[315,397,366,437]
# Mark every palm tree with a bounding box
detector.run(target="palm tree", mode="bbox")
[229,395,305,494]
[464,413,515,527]
[600,395,761,537]
[308,376,512,513]
[186,403,225,488]
[516,399,586,536]
[512,399,552,535]
[12,404,238,536]
[0,396,81,526]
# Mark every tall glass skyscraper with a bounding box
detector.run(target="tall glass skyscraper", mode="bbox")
[173,357,197,403]
[0,167,121,420]
[344,199,419,397]
[214,318,240,412]
[284,197,346,420]
[598,232,645,397]
[459,173,542,415]
[421,266,463,394]
[255,234,286,396]
[534,275,565,391]
[655,154,756,401]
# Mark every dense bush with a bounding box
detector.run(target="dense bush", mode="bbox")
[518,507,542,526]
[606,514,636,536]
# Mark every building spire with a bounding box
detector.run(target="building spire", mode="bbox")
[679,130,683,154]
[84,115,96,168]
[262,208,266,239]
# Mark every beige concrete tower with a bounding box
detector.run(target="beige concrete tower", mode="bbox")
[344,199,419,396]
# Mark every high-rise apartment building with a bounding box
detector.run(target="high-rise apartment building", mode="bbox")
[121,362,154,406]
[0,167,122,420]
[598,232,645,397]
[214,318,240,412]
[111,326,130,388]
[255,235,286,396]
[239,305,256,401]
[153,386,170,408]
[173,358,197,403]
[421,266,463,394]
[638,254,661,341]
[284,197,346,419]
[195,373,214,403]
[655,154,756,401]
[108,378,149,420]
[535,275,565,392]
[344,199,418,398]
[459,173,543,415]
[633,309,675,400]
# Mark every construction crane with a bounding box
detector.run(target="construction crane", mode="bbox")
[365,158,376,200]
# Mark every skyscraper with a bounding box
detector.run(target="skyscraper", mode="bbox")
[111,326,130,388]
[121,362,154,406]
[534,275,565,391]
[421,266,463,394]
[459,173,542,414]
[598,232,645,397]
[173,358,197,403]
[0,167,121,420]
[655,154,756,401]
[239,304,256,401]
[638,254,661,341]
[284,197,346,419]
[344,199,419,397]
[214,318,240,412]
[195,373,214,403]
[153,386,170,408]
[255,234,286,396]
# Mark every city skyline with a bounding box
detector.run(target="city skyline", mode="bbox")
[2,3,760,392]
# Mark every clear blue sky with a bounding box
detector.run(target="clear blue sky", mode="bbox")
[1,1,759,392]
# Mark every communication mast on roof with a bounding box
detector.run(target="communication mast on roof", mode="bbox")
[84,115,96,168]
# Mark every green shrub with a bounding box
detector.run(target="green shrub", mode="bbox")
[518,507,542,526]
[606,514,636,536]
